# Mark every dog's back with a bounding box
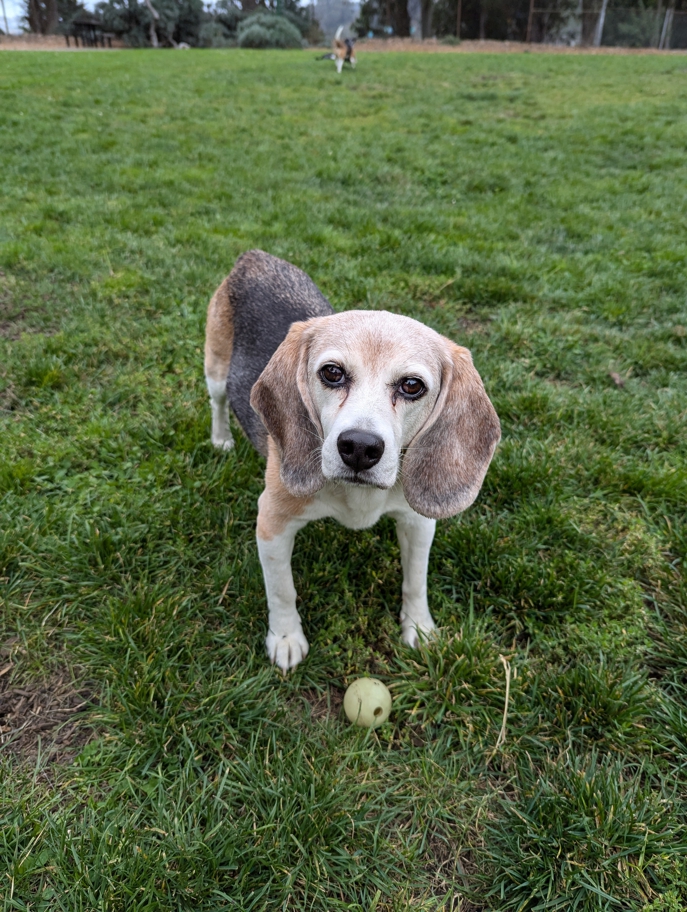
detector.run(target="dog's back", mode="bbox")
[205,250,333,455]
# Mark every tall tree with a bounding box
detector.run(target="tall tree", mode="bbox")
[26,0,58,32]
[355,0,410,36]
[420,0,432,34]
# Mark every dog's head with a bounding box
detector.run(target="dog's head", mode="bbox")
[250,311,500,519]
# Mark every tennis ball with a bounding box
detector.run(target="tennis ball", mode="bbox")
[343,678,392,728]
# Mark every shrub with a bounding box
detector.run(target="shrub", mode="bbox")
[95,0,316,47]
[215,0,242,34]
[282,7,306,32]
[97,0,204,47]
[238,22,272,47]
[198,19,236,47]
[237,12,303,48]
[602,7,659,48]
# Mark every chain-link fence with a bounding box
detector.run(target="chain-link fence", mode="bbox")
[528,5,687,47]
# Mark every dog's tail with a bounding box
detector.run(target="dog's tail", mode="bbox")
[335,25,344,40]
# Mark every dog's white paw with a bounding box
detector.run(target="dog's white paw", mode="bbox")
[212,435,234,452]
[266,629,309,673]
[401,616,436,649]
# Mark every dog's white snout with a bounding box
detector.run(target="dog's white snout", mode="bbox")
[337,429,385,473]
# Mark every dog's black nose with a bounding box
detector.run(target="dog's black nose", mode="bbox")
[337,430,385,472]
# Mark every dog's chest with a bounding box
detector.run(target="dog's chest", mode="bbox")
[314,483,406,530]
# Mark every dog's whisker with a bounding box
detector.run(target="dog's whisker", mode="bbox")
[300,424,325,445]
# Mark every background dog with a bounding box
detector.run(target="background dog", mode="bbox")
[317,26,356,73]
[205,250,500,672]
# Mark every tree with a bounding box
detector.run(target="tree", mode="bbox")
[420,0,432,34]
[26,0,58,33]
[56,0,86,33]
[96,0,318,46]
[432,0,578,40]
[355,0,411,37]
[24,0,102,34]
[97,0,204,45]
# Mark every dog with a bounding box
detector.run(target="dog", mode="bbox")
[318,26,356,73]
[205,250,500,672]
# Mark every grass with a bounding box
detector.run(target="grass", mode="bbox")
[0,46,686,909]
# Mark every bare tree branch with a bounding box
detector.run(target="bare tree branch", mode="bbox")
[144,0,159,47]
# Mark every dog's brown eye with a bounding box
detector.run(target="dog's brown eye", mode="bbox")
[320,364,345,386]
[400,377,426,398]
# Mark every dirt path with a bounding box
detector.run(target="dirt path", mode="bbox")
[359,37,687,55]
[0,35,122,50]
[1,33,685,53]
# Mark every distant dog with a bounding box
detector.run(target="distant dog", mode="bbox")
[318,26,356,73]
[205,251,500,672]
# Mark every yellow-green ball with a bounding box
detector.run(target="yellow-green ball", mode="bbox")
[343,678,392,728]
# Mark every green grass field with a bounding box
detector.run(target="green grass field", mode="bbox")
[1,47,687,910]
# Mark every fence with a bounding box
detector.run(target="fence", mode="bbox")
[526,6,687,48]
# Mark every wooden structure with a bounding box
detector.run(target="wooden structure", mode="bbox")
[65,13,114,47]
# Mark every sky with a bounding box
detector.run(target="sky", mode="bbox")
[3,0,24,32]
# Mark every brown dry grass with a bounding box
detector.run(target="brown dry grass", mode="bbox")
[0,34,124,50]
[1,34,685,53]
[301,685,345,722]
[358,36,687,54]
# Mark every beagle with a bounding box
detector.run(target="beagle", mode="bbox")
[205,250,500,672]
[317,28,356,73]
[333,26,356,73]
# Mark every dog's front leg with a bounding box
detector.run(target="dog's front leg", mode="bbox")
[257,515,309,673]
[394,512,437,648]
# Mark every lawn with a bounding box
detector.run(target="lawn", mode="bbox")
[1,47,687,910]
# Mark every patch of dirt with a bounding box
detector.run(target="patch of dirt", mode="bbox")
[0,272,28,341]
[302,685,345,723]
[0,316,31,341]
[424,837,484,908]
[0,272,56,341]
[457,316,492,335]
[0,656,95,765]
[423,834,466,898]
[0,379,19,412]
[359,37,687,55]
[3,34,684,54]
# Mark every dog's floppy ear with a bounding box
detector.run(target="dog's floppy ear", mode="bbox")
[250,320,324,498]
[402,341,500,520]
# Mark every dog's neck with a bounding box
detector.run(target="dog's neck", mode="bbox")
[316,479,406,531]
